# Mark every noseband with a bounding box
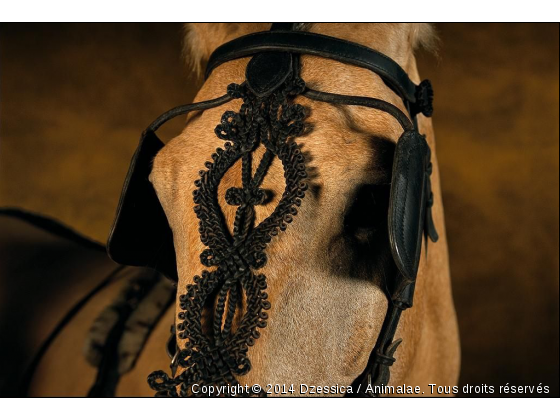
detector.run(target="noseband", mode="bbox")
[107,24,438,397]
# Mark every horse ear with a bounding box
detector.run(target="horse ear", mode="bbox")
[388,130,432,283]
[107,130,178,282]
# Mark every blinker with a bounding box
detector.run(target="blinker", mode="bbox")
[107,129,178,282]
[388,130,438,283]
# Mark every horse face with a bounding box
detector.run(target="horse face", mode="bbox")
[148,23,438,393]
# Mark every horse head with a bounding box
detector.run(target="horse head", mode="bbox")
[109,23,460,396]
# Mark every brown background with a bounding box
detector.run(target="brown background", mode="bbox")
[1,23,558,396]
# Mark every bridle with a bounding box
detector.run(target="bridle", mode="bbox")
[107,23,438,397]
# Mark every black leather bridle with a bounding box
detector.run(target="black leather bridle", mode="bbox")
[107,23,438,397]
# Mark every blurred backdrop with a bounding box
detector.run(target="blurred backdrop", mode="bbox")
[1,23,558,396]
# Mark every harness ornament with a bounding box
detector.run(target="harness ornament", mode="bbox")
[148,69,308,397]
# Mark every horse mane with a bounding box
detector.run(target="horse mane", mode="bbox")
[411,23,439,53]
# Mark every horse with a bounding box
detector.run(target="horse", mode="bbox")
[27,23,460,396]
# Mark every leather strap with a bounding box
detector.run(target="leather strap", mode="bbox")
[148,93,233,132]
[205,31,416,103]
[302,89,414,131]
[205,31,419,105]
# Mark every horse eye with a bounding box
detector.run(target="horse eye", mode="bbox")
[343,184,390,243]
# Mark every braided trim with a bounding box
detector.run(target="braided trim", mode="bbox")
[147,74,307,397]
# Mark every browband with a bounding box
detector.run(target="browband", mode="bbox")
[205,30,431,116]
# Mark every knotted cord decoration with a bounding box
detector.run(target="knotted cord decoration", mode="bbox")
[412,80,434,118]
[147,71,308,397]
